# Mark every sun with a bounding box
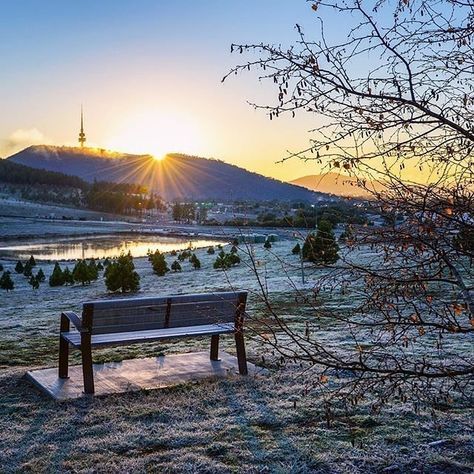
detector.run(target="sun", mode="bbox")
[105,111,203,158]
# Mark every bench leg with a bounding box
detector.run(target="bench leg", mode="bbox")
[234,331,248,375]
[81,334,95,394]
[210,335,220,361]
[58,335,69,379]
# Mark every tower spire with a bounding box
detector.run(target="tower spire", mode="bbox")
[78,105,86,147]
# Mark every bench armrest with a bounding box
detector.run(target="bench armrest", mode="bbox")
[61,311,87,333]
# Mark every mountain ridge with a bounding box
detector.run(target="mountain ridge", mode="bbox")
[290,172,384,197]
[6,145,327,202]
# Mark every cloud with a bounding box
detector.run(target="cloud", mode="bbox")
[0,128,51,157]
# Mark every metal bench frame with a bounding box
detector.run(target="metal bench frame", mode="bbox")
[58,292,248,394]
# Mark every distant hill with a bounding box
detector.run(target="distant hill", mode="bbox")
[7,145,326,202]
[290,173,384,198]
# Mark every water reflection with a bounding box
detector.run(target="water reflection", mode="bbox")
[0,235,223,261]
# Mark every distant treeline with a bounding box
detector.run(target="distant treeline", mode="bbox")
[208,203,369,228]
[0,159,166,215]
[0,159,86,189]
[86,181,165,215]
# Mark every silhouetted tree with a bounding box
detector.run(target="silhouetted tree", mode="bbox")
[227,0,474,405]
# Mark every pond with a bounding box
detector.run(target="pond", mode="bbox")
[0,234,224,261]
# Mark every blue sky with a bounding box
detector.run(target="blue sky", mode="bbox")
[0,1,341,180]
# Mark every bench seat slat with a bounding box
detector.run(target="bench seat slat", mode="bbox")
[62,323,235,348]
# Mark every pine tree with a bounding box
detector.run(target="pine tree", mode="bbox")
[303,219,340,265]
[292,243,301,255]
[0,264,3,272]
[62,267,75,285]
[230,245,238,254]
[88,260,99,281]
[149,250,169,276]
[15,260,24,274]
[28,275,39,290]
[97,261,104,271]
[0,271,14,291]
[171,260,182,272]
[170,249,177,256]
[213,251,240,270]
[23,261,33,277]
[36,268,45,282]
[49,262,65,286]
[207,246,215,255]
[105,252,140,293]
[178,250,190,261]
[73,260,91,285]
[190,254,201,269]
[28,255,36,267]
[339,225,354,245]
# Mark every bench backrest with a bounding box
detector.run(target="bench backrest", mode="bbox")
[82,291,247,335]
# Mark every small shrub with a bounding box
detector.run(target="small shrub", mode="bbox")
[36,268,45,282]
[171,260,182,272]
[207,246,215,254]
[292,243,301,255]
[264,240,272,249]
[28,255,36,267]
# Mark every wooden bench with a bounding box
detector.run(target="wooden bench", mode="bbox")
[58,291,248,394]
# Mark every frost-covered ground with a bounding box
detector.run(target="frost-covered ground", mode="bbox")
[0,239,472,473]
